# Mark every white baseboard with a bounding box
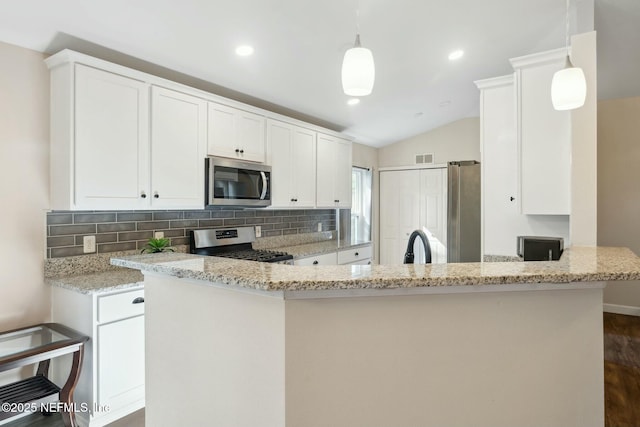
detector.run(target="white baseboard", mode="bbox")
[603,303,640,316]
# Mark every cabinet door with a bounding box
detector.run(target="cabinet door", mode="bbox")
[236,110,266,163]
[334,138,352,208]
[291,127,317,207]
[208,103,265,163]
[151,87,206,209]
[74,64,149,209]
[517,58,570,214]
[97,315,145,410]
[267,120,294,207]
[207,102,237,158]
[316,133,335,207]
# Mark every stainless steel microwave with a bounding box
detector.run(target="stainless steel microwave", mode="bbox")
[205,157,271,207]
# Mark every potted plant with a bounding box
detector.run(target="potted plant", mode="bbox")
[141,237,175,254]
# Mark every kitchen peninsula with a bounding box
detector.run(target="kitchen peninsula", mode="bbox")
[112,247,640,427]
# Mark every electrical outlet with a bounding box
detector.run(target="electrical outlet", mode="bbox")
[154,231,165,239]
[317,223,322,232]
[83,235,96,253]
[255,226,262,238]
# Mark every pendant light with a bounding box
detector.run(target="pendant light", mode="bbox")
[551,0,586,110]
[342,7,375,96]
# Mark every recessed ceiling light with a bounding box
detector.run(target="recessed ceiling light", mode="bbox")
[448,50,464,61]
[235,45,254,57]
[347,98,360,106]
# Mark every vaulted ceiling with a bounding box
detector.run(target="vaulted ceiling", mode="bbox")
[0,0,637,147]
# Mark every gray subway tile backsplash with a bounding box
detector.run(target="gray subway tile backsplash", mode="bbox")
[46,208,336,258]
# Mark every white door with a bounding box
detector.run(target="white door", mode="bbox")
[207,102,237,159]
[266,120,294,207]
[151,86,206,209]
[74,64,149,209]
[334,139,353,208]
[420,168,447,263]
[316,133,336,207]
[380,168,447,265]
[236,110,266,163]
[379,170,421,265]
[97,315,145,410]
[291,127,317,207]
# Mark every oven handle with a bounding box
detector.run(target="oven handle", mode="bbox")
[259,172,268,200]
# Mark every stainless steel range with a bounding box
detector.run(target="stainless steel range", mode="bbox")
[189,227,293,263]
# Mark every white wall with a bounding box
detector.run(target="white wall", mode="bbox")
[0,41,50,331]
[378,117,480,168]
[598,96,640,311]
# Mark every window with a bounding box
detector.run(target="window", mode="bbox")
[351,167,372,242]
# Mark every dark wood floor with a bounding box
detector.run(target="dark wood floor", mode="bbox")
[604,312,640,427]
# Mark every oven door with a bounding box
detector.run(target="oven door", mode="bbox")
[206,157,271,207]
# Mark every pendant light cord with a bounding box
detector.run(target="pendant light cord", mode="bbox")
[565,0,570,57]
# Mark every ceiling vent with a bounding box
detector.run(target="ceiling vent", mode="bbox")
[415,153,434,164]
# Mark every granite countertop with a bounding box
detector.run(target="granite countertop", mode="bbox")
[278,239,371,258]
[46,269,144,294]
[43,238,371,294]
[111,246,640,293]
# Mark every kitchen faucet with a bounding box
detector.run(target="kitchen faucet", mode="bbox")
[403,230,432,264]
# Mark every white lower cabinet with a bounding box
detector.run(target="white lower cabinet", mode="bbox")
[52,285,145,427]
[337,246,373,265]
[294,252,337,266]
[293,244,373,266]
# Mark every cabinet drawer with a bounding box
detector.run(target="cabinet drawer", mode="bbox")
[338,245,372,265]
[97,288,145,324]
[294,252,337,266]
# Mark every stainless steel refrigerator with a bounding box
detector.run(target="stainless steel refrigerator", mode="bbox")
[447,161,481,262]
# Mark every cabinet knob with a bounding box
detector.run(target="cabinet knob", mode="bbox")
[291,198,295,202]
[313,260,319,265]
[154,193,159,199]
[334,199,339,203]
[235,148,240,153]
[510,196,515,201]
[355,252,359,256]
[368,261,372,265]
[240,149,244,154]
[294,198,298,202]
[140,192,147,199]
[132,297,145,304]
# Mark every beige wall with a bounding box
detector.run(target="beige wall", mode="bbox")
[0,41,50,330]
[378,117,480,168]
[570,31,598,246]
[599,96,640,310]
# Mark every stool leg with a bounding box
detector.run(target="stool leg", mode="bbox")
[59,347,84,427]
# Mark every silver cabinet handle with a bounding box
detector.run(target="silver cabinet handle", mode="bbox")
[259,172,268,200]
[132,297,145,304]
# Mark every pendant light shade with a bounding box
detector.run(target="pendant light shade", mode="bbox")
[551,60,587,110]
[341,34,375,96]
[551,0,586,111]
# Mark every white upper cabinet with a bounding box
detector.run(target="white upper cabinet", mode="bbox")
[316,133,352,208]
[208,102,266,163]
[150,86,207,209]
[61,64,150,210]
[510,49,571,215]
[266,120,316,208]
